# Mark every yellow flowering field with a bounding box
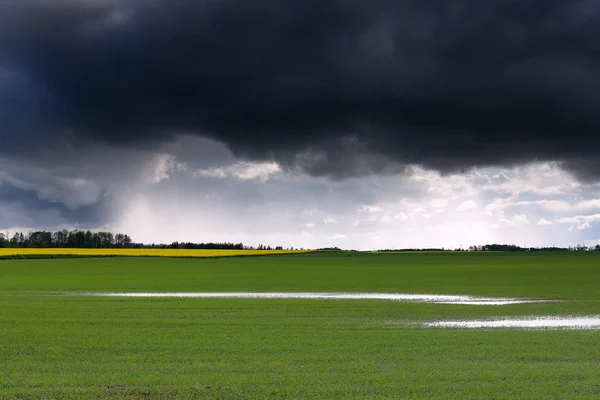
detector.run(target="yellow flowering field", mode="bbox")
[0,248,311,258]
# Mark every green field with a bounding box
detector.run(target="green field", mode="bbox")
[1,252,600,399]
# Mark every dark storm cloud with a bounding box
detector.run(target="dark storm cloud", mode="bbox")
[0,182,110,228]
[1,0,600,179]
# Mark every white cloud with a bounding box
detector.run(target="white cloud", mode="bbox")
[147,153,188,184]
[326,233,346,239]
[411,166,483,199]
[574,199,600,211]
[358,204,383,213]
[537,218,553,226]
[429,198,449,209]
[556,214,600,232]
[353,214,377,227]
[380,215,392,224]
[194,161,281,182]
[534,200,572,212]
[578,221,592,230]
[556,214,600,225]
[409,207,428,217]
[381,211,412,224]
[394,212,409,221]
[323,216,339,224]
[493,214,530,228]
[486,162,582,196]
[456,200,477,211]
[485,198,600,216]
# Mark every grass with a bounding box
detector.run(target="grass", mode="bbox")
[1,251,600,399]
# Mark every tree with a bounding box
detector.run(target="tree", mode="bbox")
[99,232,114,248]
[74,230,86,247]
[596,244,600,251]
[28,231,43,247]
[53,229,69,247]
[10,233,19,248]
[84,230,93,248]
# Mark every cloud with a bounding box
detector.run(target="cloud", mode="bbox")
[393,212,409,221]
[147,154,188,184]
[409,208,431,218]
[557,214,600,225]
[0,182,109,230]
[576,199,600,210]
[556,213,600,231]
[537,218,553,226]
[578,221,592,230]
[326,233,347,240]
[2,1,600,180]
[95,159,600,248]
[323,216,339,224]
[456,200,477,212]
[194,161,281,182]
[0,159,103,209]
[429,198,449,209]
[493,214,530,228]
[358,205,383,213]
[486,198,600,215]
[482,163,583,197]
[2,126,598,250]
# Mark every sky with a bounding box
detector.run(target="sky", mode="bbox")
[1,0,600,249]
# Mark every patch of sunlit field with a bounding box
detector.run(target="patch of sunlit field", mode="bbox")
[2,252,600,399]
[0,248,310,258]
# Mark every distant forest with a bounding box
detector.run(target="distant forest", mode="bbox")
[377,244,600,252]
[0,230,288,251]
[0,230,598,251]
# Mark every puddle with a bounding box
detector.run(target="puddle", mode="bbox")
[70,292,551,305]
[425,316,600,329]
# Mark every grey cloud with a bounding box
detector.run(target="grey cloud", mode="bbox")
[1,0,600,179]
[0,182,110,229]
[560,160,600,184]
[0,141,198,228]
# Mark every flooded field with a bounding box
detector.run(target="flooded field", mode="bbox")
[3,252,600,398]
[72,291,551,305]
[426,316,600,329]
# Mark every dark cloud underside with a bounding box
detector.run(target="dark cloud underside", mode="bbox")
[0,182,108,228]
[1,0,599,179]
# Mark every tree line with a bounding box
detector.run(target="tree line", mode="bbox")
[0,230,290,250]
[468,244,600,252]
[143,242,285,250]
[0,230,133,248]
[377,244,600,252]
[1,231,598,252]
